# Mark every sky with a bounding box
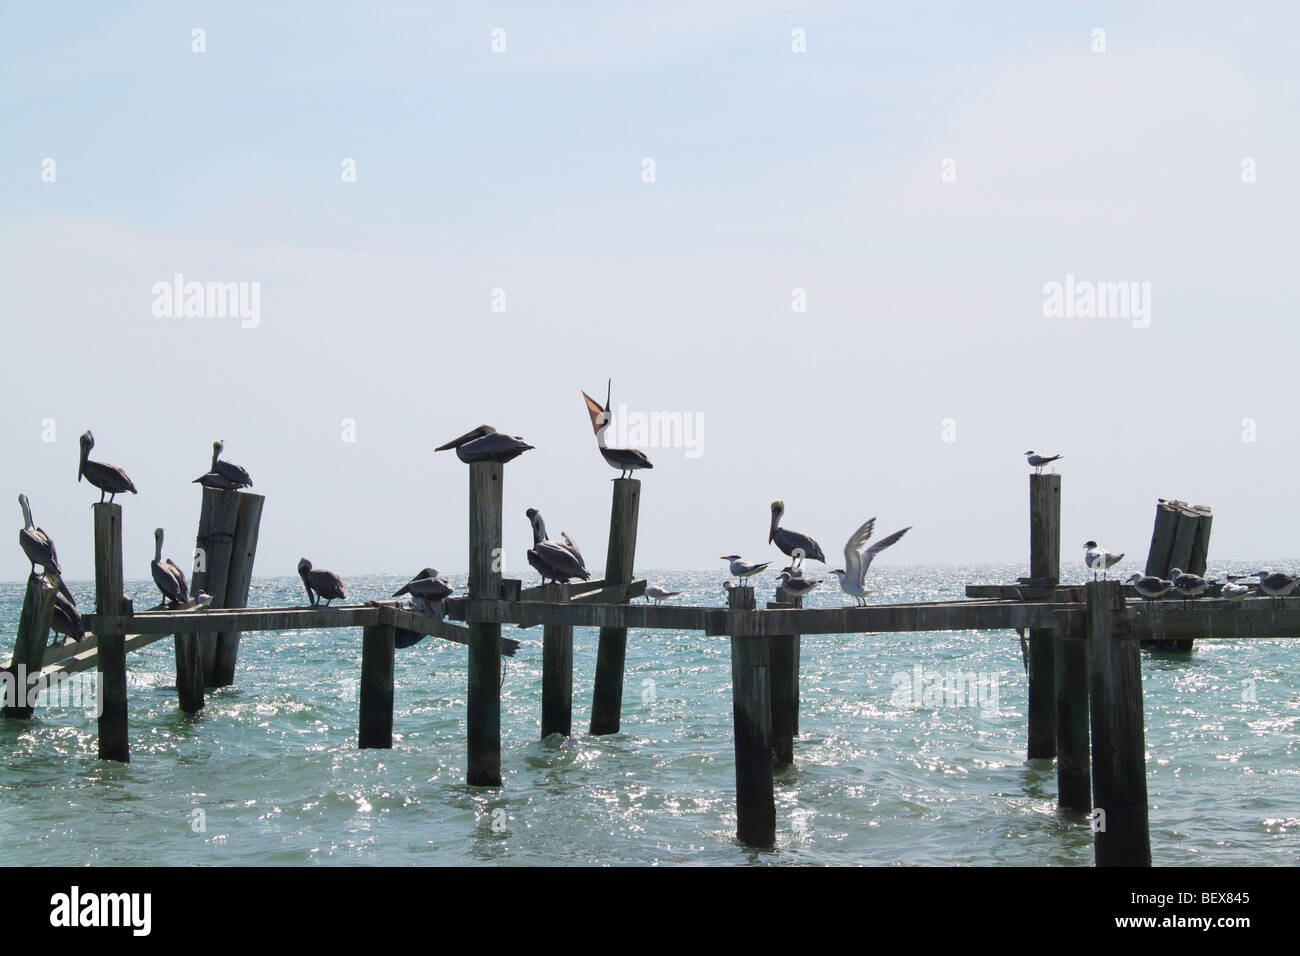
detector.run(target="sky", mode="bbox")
[3,1,1299,582]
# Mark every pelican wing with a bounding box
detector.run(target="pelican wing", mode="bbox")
[559,532,586,571]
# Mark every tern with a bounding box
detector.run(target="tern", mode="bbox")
[645,585,680,605]
[1084,541,1123,579]
[435,425,534,464]
[1126,573,1173,603]
[1025,451,1063,474]
[769,500,826,570]
[78,431,137,503]
[776,569,821,599]
[830,518,911,606]
[583,380,653,479]
[719,555,770,586]
[298,558,348,606]
[1219,580,1254,602]
[17,494,76,606]
[150,528,190,608]
[193,439,253,490]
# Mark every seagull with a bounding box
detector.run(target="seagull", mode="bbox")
[830,518,910,606]
[1251,570,1298,605]
[776,569,820,599]
[719,555,770,586]
[78,431,137,503]
[1126,572,1173,603]
[769,500,826,570]
[1219,579,1254,602]
[298,558,348,606]
[645,585,680,605]
[526,509,591,584]
[193,439,253,490]
[17,494,76,606]
[1169,568,1208,607]
[1084,541,1124,579]
[435,425,534,464]
[583,380,653,479]
[1026,451,1063,474]
[150,528,190,608]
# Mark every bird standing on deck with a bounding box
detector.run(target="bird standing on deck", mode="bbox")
[830,518,911,606]
[1083,541,1123,579]
[298,558,348,606]
[393,567,454,612]
[1168,568,1208,606]
[526,509,591,584]
[1025,451,1063,474]
[582,380,653,479]
[1126,573,1173,603]
[720,555,770,586]
[776,569,821,599]
[769,500,825,571]
[151,528,190,608]
[1218,579,1254,602]
[193,439,253,490]
[645,585,680,605]
[78,431,137,503]
[17,493,77,606]
[1250,569,1298,604]
[435,425,534,464]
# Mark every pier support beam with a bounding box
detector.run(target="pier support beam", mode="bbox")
[541,583,573,738]
[210,492,264,687]
[770,586,802,769]
[589,477,640,736]
[174,631,204,714]
[191,487,241,685]
[1054,632,1090,811]
[728,585,774,849]
[1027,473,1060,759]
[466,461,503,787]
[93,503,129,763]
[1086,580,1151,867]
[3,574,59,719]
[358,623,395,749]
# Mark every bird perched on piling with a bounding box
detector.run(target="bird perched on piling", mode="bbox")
[720,555,770,587]
[776,569,821,599]
[78,431,137,504]
[50,592,84,645]
[645,585,680,605]
[769,500,825,570]
[435,425,534,464]
[193,439,253,490]
[1168,568,1208,606]
[582,380,653,479]
[17,493,76,606]
[393,567,454,610]
[1083,541,1123,579]
[1125,573,1173,603]
[830,518,911,606]
[150,528,190,608]
[526,509,590,584]
[1025,451,1063,474]
[298,558,348,606]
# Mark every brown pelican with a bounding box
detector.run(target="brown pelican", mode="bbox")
[17,493,76,605]
[1126,573,1174,603]
[51,592,84,644]
[1026,451,1063,473]
[1084,541,1123,579]
[78,431,137,503]
[769,500,825,570]
[298,558,347,606]
[193,439,252,489]
[150,528,190,608]
[776,569,820,599]
[393,567,454,604]
[719,555,770,586]
[645,585,679,605]
[435,425,533,464]
[582,381,653,479]
[830,518,910,606]
[526,508,590,584]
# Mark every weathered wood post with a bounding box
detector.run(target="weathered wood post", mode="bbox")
[210,492,264,686]
[358,623,395,749]
[769,585,802,768]
[589,477,640,735]
[1027,473,1060,759]
[1086,580,1151,866]
[190,487,241,683]
[728,585,774,849]
[541,582,573,738]
[2,574,59,719]
[1054,629,1090,811]
[1144,501,1211,651]
[94,503,129,763]
[467,461,503,787]
[174,630,204,714]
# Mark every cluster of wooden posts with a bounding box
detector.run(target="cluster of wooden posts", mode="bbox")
[6,467,1297,865]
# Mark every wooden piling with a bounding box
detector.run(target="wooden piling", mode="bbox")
[728,585,774,849]
[1086,580,1151,867]
[209,492,264,687]
[190,487,241,683]
[770,586,802,768]
[1054,632,1090,811]
[589,477,641,736]
[93,503,129,763]
[466,461,503,787]
[3,575,59,719]
[174,632,204,714]
[358,623,395,749]
[1027,473,1060,760]
[541,582,573,738]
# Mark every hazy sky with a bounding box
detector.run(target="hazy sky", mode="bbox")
[3,2,1298,583]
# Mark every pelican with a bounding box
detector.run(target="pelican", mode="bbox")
[150,528,190,608]
[298,558,347,606]
[645,585,680,605]
[193,439,253,489]
[1084,541,1123,579]
[51,592,84,644]
[526,509,590,584]
[1168,568,1208,607]
[830,518,910,606]
[17,494,76,606]
[1250,569,1298,604]
[393,567,453,607]
[769,500,825,570]
[582,380,653,479]
[776,569,820,599]
[78,431,137,503]
[435,425,533,464]
[1126,573,1173,603]
[1026,451,1063,474]
[719,555,770,586]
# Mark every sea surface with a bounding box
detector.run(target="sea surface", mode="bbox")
[1,565,1296,866]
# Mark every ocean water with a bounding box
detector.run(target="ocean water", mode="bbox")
[1,564,1296,866]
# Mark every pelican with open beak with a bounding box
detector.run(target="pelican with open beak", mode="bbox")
[583,380,653,479]
[435,425,534,464]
